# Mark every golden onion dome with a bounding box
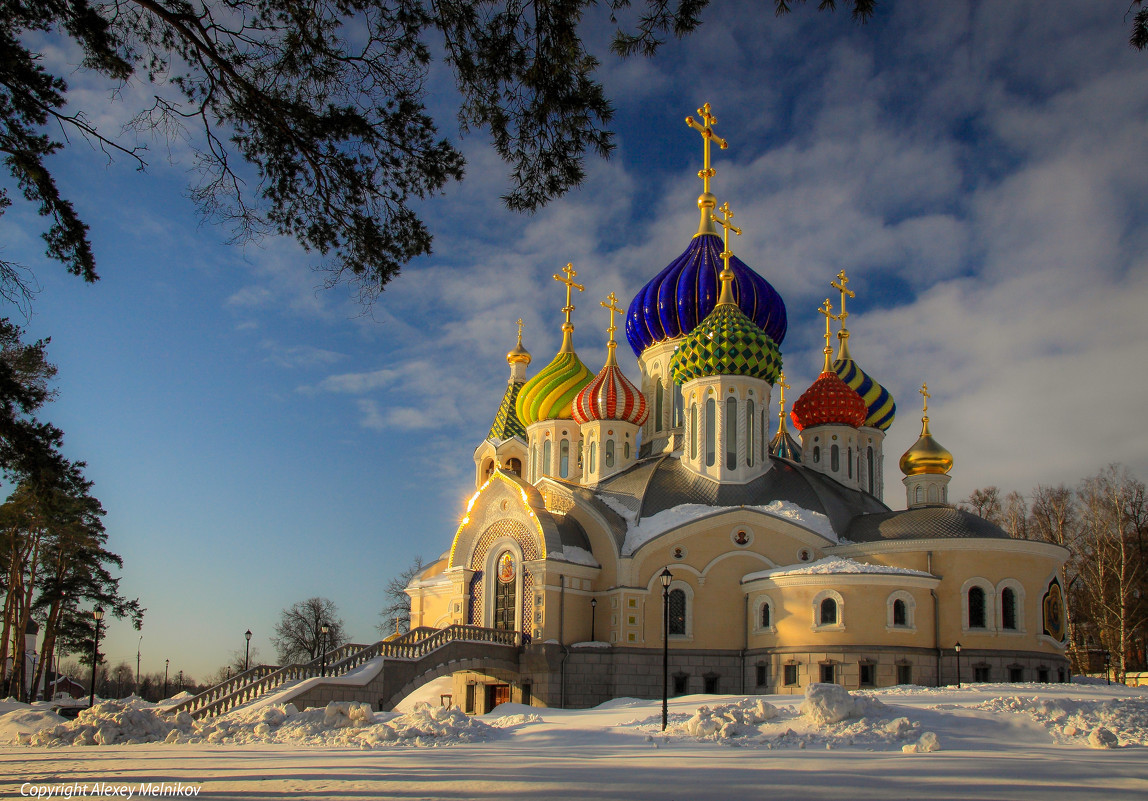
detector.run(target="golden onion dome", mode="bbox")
[899,417,954,476]
[507,319,532,365]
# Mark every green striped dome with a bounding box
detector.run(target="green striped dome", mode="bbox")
[516,351,593,425]
[669,302,782,385]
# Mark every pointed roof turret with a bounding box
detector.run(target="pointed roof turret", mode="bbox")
[899,383,954,476]
[487,321,530,442]
[791,299,868,431]
[828,271,896,431]
[769,372,802,461]
[573,293,648,426]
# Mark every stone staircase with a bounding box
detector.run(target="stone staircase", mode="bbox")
[166,625,522,720]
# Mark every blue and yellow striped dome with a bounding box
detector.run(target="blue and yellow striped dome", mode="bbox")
[625,234,787,357]
[832,341,896,431]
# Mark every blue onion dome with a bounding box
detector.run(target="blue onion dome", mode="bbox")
[668,297,782,385]
[832,336,896,431]
[625,233,787,357]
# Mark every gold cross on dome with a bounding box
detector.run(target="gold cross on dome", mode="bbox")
[919,382,930,414]
[685,103,728,195]
[711,202,742,267]
[778,372,791,412]
[831,270,855,329]
[515,318,525,345]
[553,263,585,329]
[601,292,623,344]
[818,298,839,371]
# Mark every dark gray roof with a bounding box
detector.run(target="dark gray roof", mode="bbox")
[595,455,889,538]
[842,506,1010,542]
[553,513,593,553]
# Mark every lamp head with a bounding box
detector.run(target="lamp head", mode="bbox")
[245,629,252,641]
[321,623,329,634]
[954,642,961,653]
[660,567,673,588]
[590,598,597,608]
[93,606,105,621]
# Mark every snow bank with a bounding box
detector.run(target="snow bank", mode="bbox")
[745,556,932,582]
[682,698,779,739]
[624,501,836,554]
[27,699,494,749]
[0,707,68,744]
[800,683,890,725]
[972,694,1148,747]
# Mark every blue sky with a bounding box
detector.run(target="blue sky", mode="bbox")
[4,0,1148,680]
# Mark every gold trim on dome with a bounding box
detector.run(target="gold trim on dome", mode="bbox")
[686,103,728,236]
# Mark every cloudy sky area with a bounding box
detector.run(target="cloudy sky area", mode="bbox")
[4,0,1146,679]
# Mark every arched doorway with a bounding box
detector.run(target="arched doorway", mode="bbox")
[493,551,517,630]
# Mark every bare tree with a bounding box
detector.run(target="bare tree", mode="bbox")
[1003,491,1029,540]
[271,597,346,664]
[960,486,1003,524]
[378,557,425,637]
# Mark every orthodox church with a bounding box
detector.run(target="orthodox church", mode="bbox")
[406,105,1070,713]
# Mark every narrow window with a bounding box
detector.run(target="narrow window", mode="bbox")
[1001,588,1017,630]
[974,665,991,682]
[705,398,716,466]
[624,441,630,459]
[867,446,875,494]
[605,439,615,468]
[673,674,689,695]
[703,675,719,694]
[756,664,769,686]
[813,446,820,463]
[820,663,835,683]
[690,404,698,459]
[655,382,664,432]
[668,589,687,635]
[725,396,737,470]
[530,446,537,481]
[831,444,840,472]
[784,664,799,686]
[847,446,853,478]
[896,664,912,685]
[762,408,767,461]
[673,383,684,427]
[968,586,987,629]
[746,399,755,467]
[820,598,837,625]
[542,440,552,475]
[589,441,596,473]
[760,601,771,628]
[915,485,923,504]
[859,663,876,687]
[1009,666,1024,682]
[559,439,569,478]
[893,599,907,627]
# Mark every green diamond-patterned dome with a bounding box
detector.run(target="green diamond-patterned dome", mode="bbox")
[669,302,782,385]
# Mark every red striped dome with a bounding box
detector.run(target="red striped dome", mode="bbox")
[791,371,867,431]
[573,361,648,426]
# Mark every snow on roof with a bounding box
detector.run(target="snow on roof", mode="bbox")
[743,556,933,582]
[556,545,600,567]
[622,500,836,555]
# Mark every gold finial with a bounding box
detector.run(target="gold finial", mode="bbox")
[686,103,728,236]
[516,318,525,346]
[818,298,839,372]
[710,201,742,305]
[777,371,791,417]
[601,292,624,366]
[830,270,855,360]
[919,382,932,435]
[553,263,584,353]
[507,318,531,366]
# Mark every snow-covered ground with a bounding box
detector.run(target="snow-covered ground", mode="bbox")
[1,681,1145,800]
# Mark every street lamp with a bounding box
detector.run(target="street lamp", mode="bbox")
[244,629,253,672]
[137,634,143,688]
[88,606,104,708]
[178,670,183,691]
[164,659,169,699]
[660,567,673,731]
[590,598,597,642]
[954,642,962,689]
[320,623,330,677]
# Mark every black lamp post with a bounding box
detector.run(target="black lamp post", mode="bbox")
[590,598,597,642]
[660,567,673,731]
[954,641,962,689]
[164,659,169,699]
[178,670,183,691]
[1103,650,1111,686]
[136,634,143,688]
[88,606,104,708]
[320,623,329,677]
[244,629,253,672]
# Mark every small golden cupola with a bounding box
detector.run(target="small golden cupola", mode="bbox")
[769,373,802,462]
[474,319,532,488]
[900,383,954,508]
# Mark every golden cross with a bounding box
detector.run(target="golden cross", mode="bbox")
[601,292,623,345]
[919,382,930,415]
[552,263,584,330]
[515,318,525,346]
[685,103,728,195]
[831,270,855,329]
[711,201,742,268]
[818,298,838,371]
[778,372,791,412]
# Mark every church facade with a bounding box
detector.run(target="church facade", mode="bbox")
[406,105,1070,713]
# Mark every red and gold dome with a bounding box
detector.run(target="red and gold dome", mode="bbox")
[573,360,647,426]
[791,370,868,431]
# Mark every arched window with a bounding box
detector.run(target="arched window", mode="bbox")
[588,441,596,473]
[915,485,923,504]
[483,458,495,481]
[820,598,838,625]
[746,399,755,467]
[506,458,522,477]
[605,439,615,468]
[668,589,687,635]
[887,591,916,629]
[968,586,987,629]
[831,444,840,472]
[705,398,716,467]
[725,396,737,470]
[762,408,767,461]
[624,441,630,460]
[761,601,771,628]
[673,383,684,427]
[559,439,570,478]
[690,404,698,459]
[847,446,853,478]
[542,440,552,475]
[893,599,907,626]
[1001,587,1017,630]
[813,446,820,463]
[530,446,537,481]
[867,446,875,494]
[655,382,664,432]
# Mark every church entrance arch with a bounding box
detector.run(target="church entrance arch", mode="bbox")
[493,551,517,630]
